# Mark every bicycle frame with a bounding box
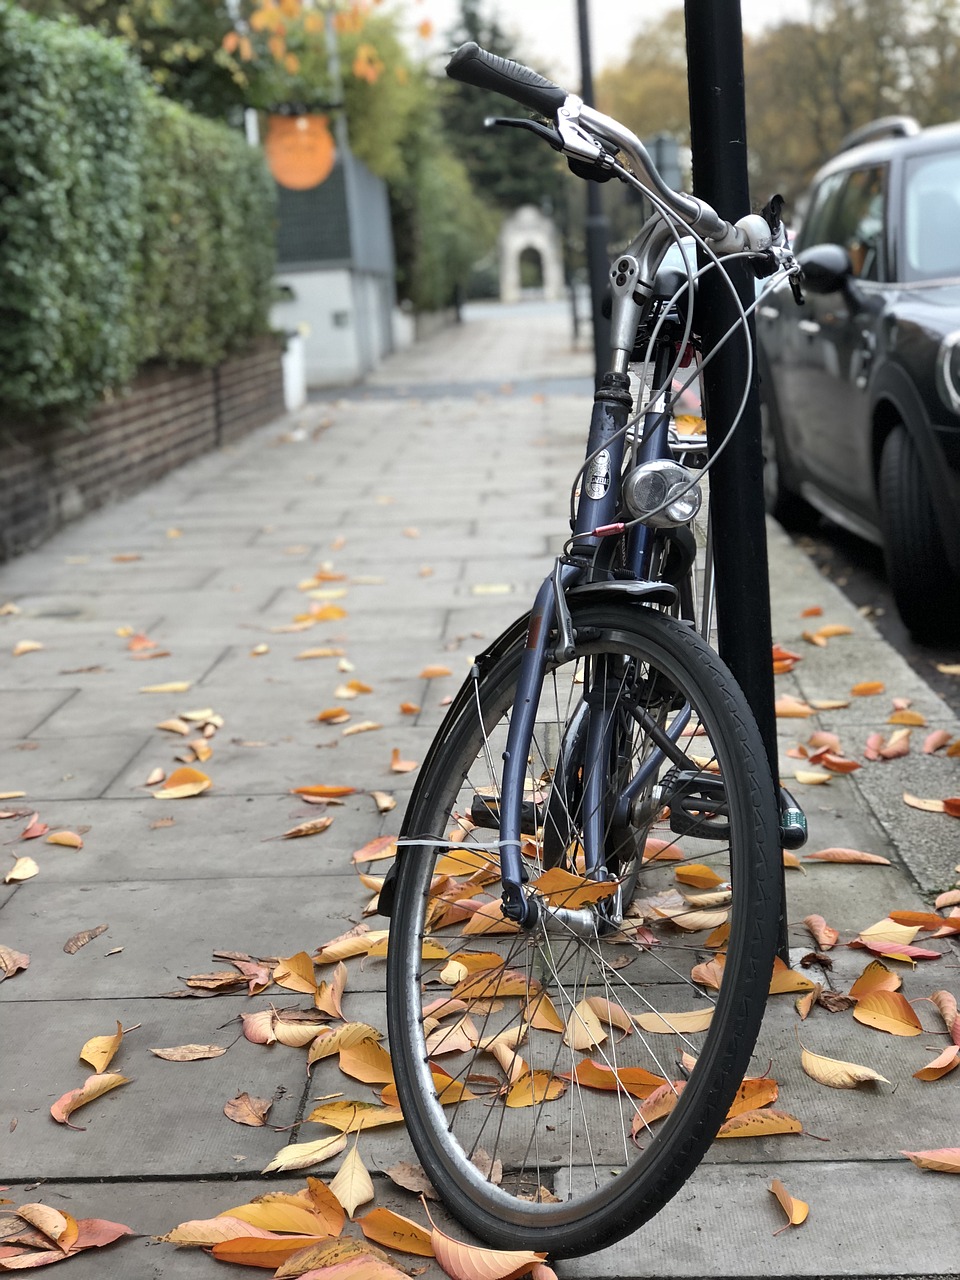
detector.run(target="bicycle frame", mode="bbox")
[496,233,703,926]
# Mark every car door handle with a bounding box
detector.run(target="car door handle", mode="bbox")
[758,306,779,321]
[798,319,821,336]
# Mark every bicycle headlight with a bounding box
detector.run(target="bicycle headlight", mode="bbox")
[622,459,702,528]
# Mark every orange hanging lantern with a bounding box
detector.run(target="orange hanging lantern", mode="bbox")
[265,114,336,191]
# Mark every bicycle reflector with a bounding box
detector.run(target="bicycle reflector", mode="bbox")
[622,459,702,527]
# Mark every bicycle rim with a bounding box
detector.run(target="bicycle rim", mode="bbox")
[386,604,779,1256]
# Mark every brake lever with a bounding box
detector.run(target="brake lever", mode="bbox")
[484,116,564,151]
[760,192,805,306]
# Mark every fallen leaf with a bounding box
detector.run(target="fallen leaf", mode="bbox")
[298,647,347,660]
[224,1092,272,1126]
[803,914,839,950]
[716,1108,803,1137]
[263,1134,348,1174]
[274,1239,396,1278]
[5,857,38,884]
[211,1235,340,1270]
[19,814,49,840]
[793,771,832,786]
[157,1215,281,1246]
[889,709,926,726]
[152,766,211,800]
[560,1059,664,1099]
[13,640,43,657]
[901,1148,960,1172]
[282,817,335,839]
[796,985,821,1019]
[775,695,814,718]
[329,1144,375,1217]
[532,867,620,909]
[390,749,418,773]
[357,1208,434,1256]
[63,925,108,955]
[14,1203,75,1251]
[318,708,351,725]
[306,1024,382,1065]
[150,1044,227,1061]
[139,681,192,694]
[849,960,901,998]
[633,1008,713,1033]
[292,785,357,799]
[80,1022,124,1073]
[419,665,452,679]
[342,721,383,737]
[800,1044,889,1088]
[50,1073,130,1128]
[923,730,953,754]
[315,960,348,1019]
[351,836,398,864]
[769,1179,809,1231]
[0,945,29,981]
[889,910,960,934]
[428,1219,544,1280]
[399,702,420,716]
[769,957,816,994]
[851,681,884,696]
[804,847,891,865]
[305,1100,405,1132]
[674,863,724,889]
[913,1045,960,1081]
[46,831,83,849]
[852,990,923,1036]
[369,791,395,814]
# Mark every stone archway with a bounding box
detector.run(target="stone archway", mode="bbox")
[499,205,565,303]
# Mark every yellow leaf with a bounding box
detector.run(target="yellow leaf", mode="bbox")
[50,1072,130,1128]
[531,867,617,908]
[158,1215,280,1246]
[794,770,832,785]
[80,1021,123,1073]
[674,863,724,889]
[315,959,348,1018]
[16,1203,74,1250]
[562,999,607,1050]
[860,918,920,945]
[800,1044,889,1088]
[358,1207,434,1257]
[523,992,565,1033]
[769,956,816,994]
[769,1178,809,1229]
[307,1023,381,1065]
[273,951,318,995]
[330,1143,375,1217]
[633,1007,713,1033]
[5,855,39,883]
[224,1198,334,1236]
[390,748,418,773]
[152,766,211,799]
[13,639,44,656]
[46,830,84,849]
[852,990,923,1036]
[716,1107,803,1137]
[262,1133,347,1174]
[139,680,192,693]
[306,1100,405,1132]
[339,1040,394,1085]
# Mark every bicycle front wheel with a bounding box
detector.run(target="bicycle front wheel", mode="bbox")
[386,603,779,1257]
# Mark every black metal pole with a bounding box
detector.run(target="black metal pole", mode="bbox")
[575,0,611,387]
[683,2,787,954]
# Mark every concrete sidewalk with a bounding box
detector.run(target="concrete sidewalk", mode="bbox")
[1,300,958,1279]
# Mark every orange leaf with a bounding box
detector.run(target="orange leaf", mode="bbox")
[390,749,418,773]
[428,1221,545,1280]
[504,1070,566,1108]
[888,709,926,725]
[727,1076,779,1117]
[315,960,347,1018]
[716,1108,803,1137]
[800,605,823,617]
[889,910,960,934]
[419,665,451,679]
[768,956,816,994]
[352,836,397,863]
[531,867,617,908]
[901,1148,960,1173]
[769,1178,809,1230]
[561,1059,664,1099]
[292,785,357,798]
[674,863,724,889]
[273,951,317,995]
[804,847,891,865]
[852,990,923,1036]
[775,695,814,718]
[211,1236,334,1269]
[849,959,902,998]
[803,914,839,949]
[913,1045,960,1081]
[282,817,334,839]
[358,1208,434,1257]
[152,766,211,800]
[851,681,885,696]
[339,1040,394,1086]
[815,623,854,639]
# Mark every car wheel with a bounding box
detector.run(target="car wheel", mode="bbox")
[878,425,960,642]
[759,396,812,529]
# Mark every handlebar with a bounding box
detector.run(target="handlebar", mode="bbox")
[445,42,792,267]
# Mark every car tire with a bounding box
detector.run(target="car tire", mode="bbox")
[878,425,960,642]
[759,395,813,529]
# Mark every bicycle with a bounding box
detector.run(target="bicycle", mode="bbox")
[379,42,806,1259]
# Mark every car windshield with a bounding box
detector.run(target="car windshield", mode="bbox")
[903,150,960,281]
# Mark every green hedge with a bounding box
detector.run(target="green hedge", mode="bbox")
[0,4,276,418]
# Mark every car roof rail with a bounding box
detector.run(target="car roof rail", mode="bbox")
[837,115,922,153]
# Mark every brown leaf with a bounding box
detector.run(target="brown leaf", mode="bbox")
[383,1161,438,1199]
[63,924,108,955]
[804,847,891,865]
[50,1072,130,1128]
[150,1044,226,1062]
[0,945,30,981]
[369,791,396,814]
[224,1092,272,1126]
[389,748,418,773]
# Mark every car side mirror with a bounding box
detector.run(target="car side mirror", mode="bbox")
[797,243,854,295]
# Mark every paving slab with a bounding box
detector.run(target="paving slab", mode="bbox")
[0,734,151,802]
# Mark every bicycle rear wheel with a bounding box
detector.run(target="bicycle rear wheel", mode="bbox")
[386,602,779,1257]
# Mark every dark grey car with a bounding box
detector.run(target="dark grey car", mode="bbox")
[757,117,960,641]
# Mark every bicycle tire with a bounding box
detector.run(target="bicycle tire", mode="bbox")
[386,602,780,1257]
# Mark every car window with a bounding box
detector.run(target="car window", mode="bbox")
[903,151,960,281]
[796,165,887,281]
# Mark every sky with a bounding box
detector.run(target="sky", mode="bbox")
[409,1,812,83]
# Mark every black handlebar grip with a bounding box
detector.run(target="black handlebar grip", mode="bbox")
[446,42,568,118]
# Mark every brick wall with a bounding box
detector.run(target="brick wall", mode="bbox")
[0,338,284,559]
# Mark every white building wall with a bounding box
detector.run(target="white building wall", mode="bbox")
[272,268,394,388]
